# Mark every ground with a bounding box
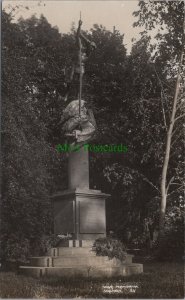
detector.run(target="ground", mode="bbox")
[0,262,184,298]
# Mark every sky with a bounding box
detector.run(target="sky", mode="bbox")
[3,0,145,53]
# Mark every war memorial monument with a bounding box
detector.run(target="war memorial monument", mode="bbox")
[20,18,143,278]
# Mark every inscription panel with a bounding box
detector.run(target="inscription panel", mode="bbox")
[54,200,74,234]
[79,200,105,233]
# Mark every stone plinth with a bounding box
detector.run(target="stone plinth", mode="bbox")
[52,147,110,239]
[52,188,109,240]
[20,242,143,278]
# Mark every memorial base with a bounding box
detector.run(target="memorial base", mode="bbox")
[19,157,144,278]
[52,188,109,240]
[20,241,143,278]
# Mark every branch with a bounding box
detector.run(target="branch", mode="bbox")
[170,183,184,186]
[149,133,158,145]
[176,99,185,110]
[126,167,160,194]
[140,174,160,193]
[166,176,174,194]
[171,131,183,147]
[171,127,178,137]
[174,113,185,122]
[170,149,179,158]
[167,184,184,197]
[153,67,168,130]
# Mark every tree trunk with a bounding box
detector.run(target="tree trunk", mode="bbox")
[159,46,184,235]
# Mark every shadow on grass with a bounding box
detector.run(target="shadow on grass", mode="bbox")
[0,262,184,298]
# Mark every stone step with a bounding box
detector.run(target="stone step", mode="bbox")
[19,266,45,278]
[47,248,133,263]
[19,263,143,278]
[29,255,133,267]
[52,256,119,267]
[28,257,52,267]
[29,256,118,267]
[52,256,133,267]
[55,240,95,248]
[123,255,133,264]
[48,247,96,257]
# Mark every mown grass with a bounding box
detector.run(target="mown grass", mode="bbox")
[0,262,184,298]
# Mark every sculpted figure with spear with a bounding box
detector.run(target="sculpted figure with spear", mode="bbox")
[60,15,97,145]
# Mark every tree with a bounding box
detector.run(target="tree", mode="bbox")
[133,1,185,239]
[160,39,184,232]
[84,27,163,244]
[1,10,55,263]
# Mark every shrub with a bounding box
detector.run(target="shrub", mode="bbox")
[38,233,73,255]
[154,207,184,261]
[93,237,127,261]
[0,235,30,268]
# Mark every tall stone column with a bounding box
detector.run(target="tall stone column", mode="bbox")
[68,147,89,189]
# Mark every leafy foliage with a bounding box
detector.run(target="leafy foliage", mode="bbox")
[133,1,184,64]
[132,0,184,253]
[93,237,127,262]
[1,11,55,263]
[154,207,184,261]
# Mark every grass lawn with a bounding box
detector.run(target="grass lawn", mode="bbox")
[0,262,184,298]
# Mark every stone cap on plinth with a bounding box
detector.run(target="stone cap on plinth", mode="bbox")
[51,188,111,200]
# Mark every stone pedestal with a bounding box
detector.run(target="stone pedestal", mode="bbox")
[53,147,109,240]
[52,189,108,240]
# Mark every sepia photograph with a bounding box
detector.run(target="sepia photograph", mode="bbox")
[1,0,184,298]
